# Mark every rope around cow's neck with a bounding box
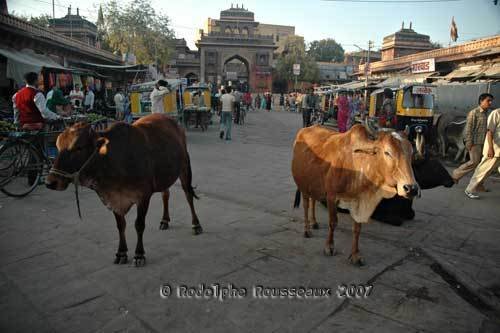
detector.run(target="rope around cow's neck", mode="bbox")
[49,149,99,220]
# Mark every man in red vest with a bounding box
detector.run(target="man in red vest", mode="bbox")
[12,72,60,130]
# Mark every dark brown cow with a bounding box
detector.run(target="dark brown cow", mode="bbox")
[292,124,418,265]
[46,114,202,266]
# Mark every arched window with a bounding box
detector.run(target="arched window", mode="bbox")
[225,27,232,34]
[233,27,240,34]
[241,27,249,35]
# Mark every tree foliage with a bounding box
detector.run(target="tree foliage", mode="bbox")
[101,0,175,66]
[307,38,345,63]
[12,12,51,29]
[275,36,319,84]
[430,41,443,49]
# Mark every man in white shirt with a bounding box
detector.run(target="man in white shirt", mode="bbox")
[12,72,60,128]
[84,86,95,113]
[219,87,235,140]
[150,80,170,113]
[114,88,125,120]
[69,84,84,108]
[465,108,500,199]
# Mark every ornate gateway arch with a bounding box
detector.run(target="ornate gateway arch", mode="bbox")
[196,5,276,92]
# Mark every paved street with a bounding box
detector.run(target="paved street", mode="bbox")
[1,110,500,333]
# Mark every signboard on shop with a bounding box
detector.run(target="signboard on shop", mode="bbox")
[411,58,435,74]
[226,72,238,80]
[412,85,437,95]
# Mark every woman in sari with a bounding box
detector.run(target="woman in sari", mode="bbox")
[336,92,349,132]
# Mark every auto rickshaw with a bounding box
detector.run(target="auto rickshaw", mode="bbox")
[368,84,436,137]
[182,84,211,108]
[181,84,212,130]
[368,84,436,158]
[129,79,181,118]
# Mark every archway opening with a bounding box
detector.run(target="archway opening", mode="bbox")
[223,55,249,92]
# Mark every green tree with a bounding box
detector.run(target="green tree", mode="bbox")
[275,36,319,84]
[307,38,345,63]
[101,0,175,66]
[430,41,442,49]
[29,14,51,28]
[12,12,51,28]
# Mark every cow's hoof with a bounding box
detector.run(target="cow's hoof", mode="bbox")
[323,247,337,256]
[114,253,128,264]
[348,254,365,267]
[312,222,319,230]
[159,221,169,230]
[192,225,203,235]
[133,255,146,267]
[304,230,312,238]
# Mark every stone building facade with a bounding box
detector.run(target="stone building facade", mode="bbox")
[381,22,433,61]
[49,6,98,47]
[196,5,278,92]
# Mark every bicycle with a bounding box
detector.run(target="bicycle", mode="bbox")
[0,116,108,197]
[0,128,61,197]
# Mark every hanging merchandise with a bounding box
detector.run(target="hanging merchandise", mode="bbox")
[72,74,83,88]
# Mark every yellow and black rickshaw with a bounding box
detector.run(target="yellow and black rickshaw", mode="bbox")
[369,84,436,139]
[129,79,181,118]
[181,84,212,130]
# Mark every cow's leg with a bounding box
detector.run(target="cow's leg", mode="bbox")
[303,194,312,238]
[324,197,338,256]
[113,213,128,264]
[160,190,171,230]
[441,136,447,158]
[310,199,319,229]
[180,176,203,236]
[133,195,151,267]
[349,222,364,266]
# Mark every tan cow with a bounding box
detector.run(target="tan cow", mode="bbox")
[292,124,418,265]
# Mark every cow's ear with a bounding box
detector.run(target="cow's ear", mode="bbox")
[96,137,109,155]
[353,147,379,155]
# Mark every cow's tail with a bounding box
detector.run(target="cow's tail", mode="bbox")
[186,153,199,200]
[293,189,301,208]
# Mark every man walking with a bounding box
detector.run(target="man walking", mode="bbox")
[452,93,493,185]
[302,90,314,128]
[219,87,235,140]
[465,108,500,199]
[114,88,125,120]
[232,87,242,124]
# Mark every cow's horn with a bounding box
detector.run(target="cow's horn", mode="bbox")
[364,117,379,139]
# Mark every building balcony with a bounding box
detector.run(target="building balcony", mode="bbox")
[360,34,500,74]
[199,31,275,42]
[0,13,120,63]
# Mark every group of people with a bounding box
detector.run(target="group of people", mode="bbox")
[335,91,364,132]
[254,92,273,112]
[451,93,499,199]
[11,72,96,130]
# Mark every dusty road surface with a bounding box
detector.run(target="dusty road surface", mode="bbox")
[1,110,499,332]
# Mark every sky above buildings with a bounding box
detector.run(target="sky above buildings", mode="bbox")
[8,0,500,52]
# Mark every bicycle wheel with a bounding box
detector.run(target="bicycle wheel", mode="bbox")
[0,141,43,197]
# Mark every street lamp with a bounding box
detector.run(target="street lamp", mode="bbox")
[353,42,373,109]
